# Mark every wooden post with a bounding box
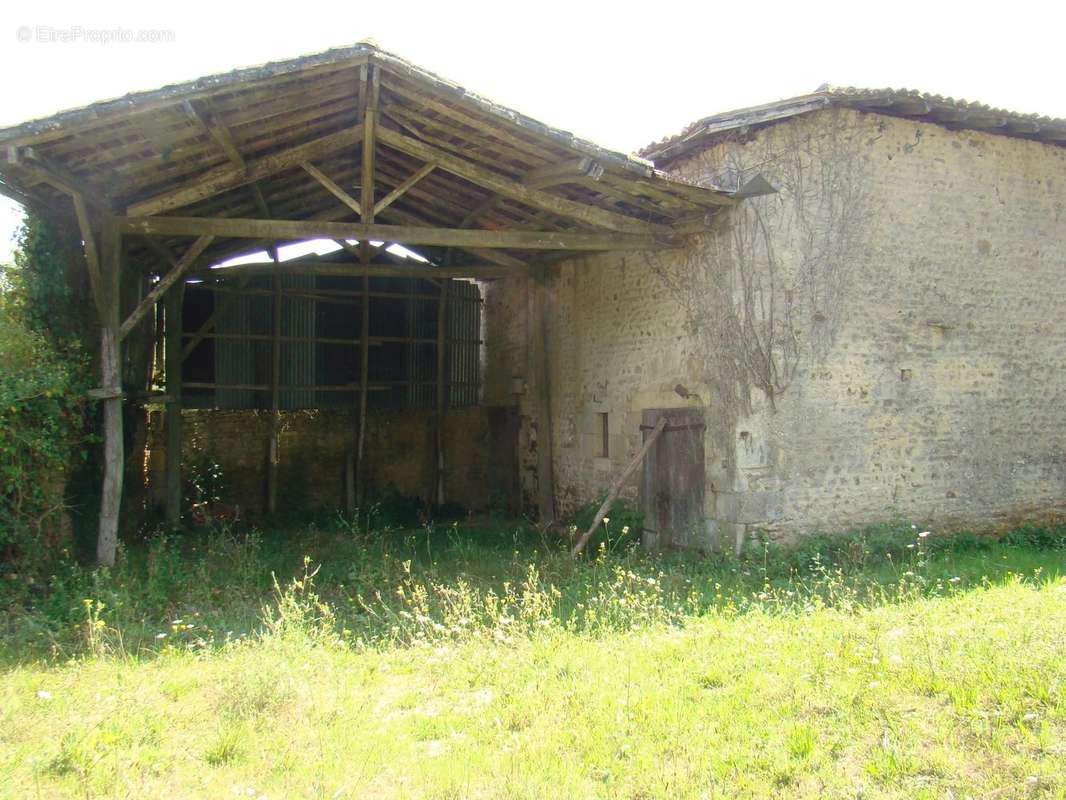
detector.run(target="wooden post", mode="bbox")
[531,266,555,523]
[354,64,378,508]
[267,272,281,513]
[97,220,124,566]
[164,283,184,528]
[434,278,450,506]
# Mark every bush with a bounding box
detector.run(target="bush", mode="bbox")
[0,212,90,573]
[0,312,88,562]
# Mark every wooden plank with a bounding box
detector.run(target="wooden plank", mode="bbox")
[374,162,434,215]
[164,284,183,528]
[572,417,668,556]
[302,161,362,216]
[126,124,363,216]
[523,157,603,189]
[117,216,673,250]
[375,126,670,235]
[118,235,214,340]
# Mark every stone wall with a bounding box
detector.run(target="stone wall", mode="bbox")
[146,406,515,516]
[484,107,1066,543]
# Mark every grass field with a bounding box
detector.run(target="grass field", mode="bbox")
[1,516,1064,798]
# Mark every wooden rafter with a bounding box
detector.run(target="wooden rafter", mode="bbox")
[127,124,364,216]
[375,126,670,235]
[182,100,247,170]
[182,98,280,229]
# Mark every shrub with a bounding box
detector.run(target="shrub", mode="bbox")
[0,312,88,561]
[0,212,90,573]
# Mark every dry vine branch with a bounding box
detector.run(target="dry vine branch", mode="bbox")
[648,110,876,413]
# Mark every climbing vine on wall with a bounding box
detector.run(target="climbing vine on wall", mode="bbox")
[649,109,877,412]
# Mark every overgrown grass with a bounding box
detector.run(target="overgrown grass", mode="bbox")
[1,517,1064,798]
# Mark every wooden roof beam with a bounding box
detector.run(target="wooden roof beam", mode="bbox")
[375,203,528,269]
[4,146,115,210]
[182,100,247,171]
[126,123,364,216]
[116,215,678,251]
[375,126,671,235]
[192,259,524,280]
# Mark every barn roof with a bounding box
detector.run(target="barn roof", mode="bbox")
[642,86,1066,167]
[0,42,734,278]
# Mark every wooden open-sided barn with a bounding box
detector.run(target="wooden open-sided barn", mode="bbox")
[0,42,734,563]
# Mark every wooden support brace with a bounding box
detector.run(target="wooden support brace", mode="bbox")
[119,235,213,341]
[302,161,362,217]
[374,162,434,215]
[571,417,669,556]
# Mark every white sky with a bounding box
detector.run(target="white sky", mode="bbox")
[2,0,1065,262]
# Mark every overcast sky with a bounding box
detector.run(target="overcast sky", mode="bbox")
[2,0,1064,262]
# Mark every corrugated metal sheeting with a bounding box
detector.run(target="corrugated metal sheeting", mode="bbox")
[190,274,482,411]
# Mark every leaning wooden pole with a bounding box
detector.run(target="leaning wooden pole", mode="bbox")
[97,220,124,566]
[571,417,668,557]
[164,283,184,528]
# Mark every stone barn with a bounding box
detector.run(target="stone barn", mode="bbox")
[0,43,1063,562]
[527,88,1066,549]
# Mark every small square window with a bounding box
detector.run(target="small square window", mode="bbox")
[597,412,609,458]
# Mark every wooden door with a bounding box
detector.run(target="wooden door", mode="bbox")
[640,407,705,549]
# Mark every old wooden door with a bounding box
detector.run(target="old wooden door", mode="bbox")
[640,407,705,550]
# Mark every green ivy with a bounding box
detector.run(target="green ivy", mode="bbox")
[0,212,91,567]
